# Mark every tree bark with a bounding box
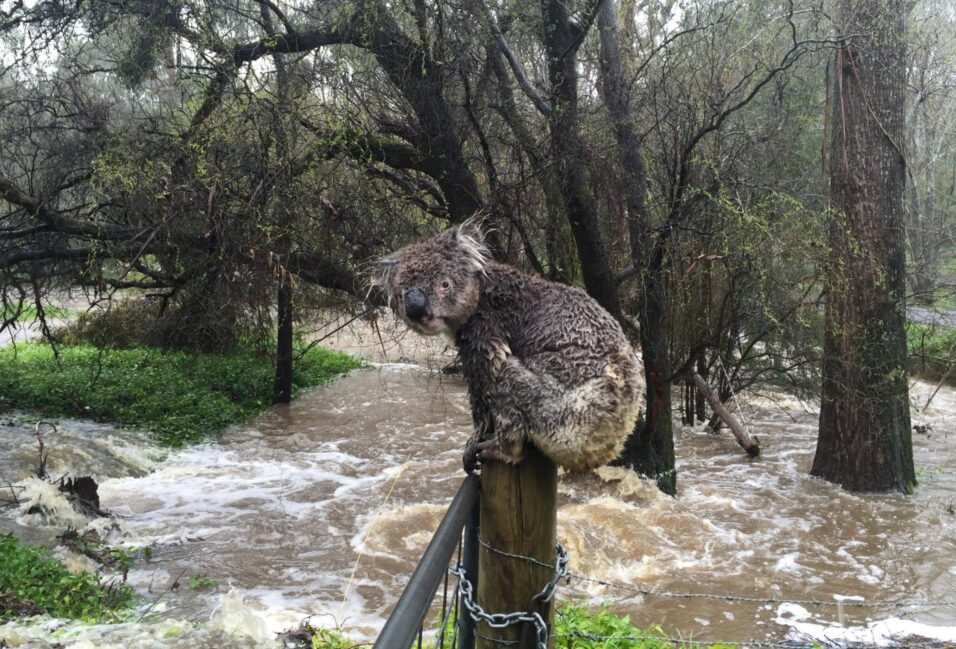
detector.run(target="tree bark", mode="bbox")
[357,1,483,220]
[540,0,622,320]
[263,5,294,405]
[596,0,675,492]
[273,280,294,404]
[813,0,915,492]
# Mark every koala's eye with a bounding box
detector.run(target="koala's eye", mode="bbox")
[440,279,451,290]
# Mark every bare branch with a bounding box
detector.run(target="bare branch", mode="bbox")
[487,11,552,116]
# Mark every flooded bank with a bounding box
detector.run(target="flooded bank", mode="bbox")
[2,317,955,647]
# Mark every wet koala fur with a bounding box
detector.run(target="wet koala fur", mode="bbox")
[372,223,644,473]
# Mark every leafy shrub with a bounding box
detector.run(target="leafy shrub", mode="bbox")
[429,602,733,649]
[907,322,956,381]
[0,534,134,621]
[555,604,673,649]
[0,343,363,446]
[57,299,160,348]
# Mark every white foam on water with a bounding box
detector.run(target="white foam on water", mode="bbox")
[15,477,90,527]
[0,612,265,649]
[211,588,279,645]
[350,501,445,559]
[776,602,956,646]
[772,553,803,575]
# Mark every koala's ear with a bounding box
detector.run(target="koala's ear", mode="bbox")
[449,218,490,274]
[455,216,486,246]
[367,253,400,303]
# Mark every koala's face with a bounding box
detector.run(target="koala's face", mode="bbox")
[372,225,488,338]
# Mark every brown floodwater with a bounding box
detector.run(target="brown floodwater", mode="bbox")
[2,318,955,647]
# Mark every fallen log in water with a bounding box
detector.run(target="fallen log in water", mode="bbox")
[691,372,760,457]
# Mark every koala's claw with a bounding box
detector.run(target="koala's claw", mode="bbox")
[462,438,524,475]
[463,446,481,475]
[462,438,494,475]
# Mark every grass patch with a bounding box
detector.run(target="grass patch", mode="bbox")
[907,322,956,359]
[0,534,134,621]
[1,301,73,322]
[907,322,956,383]
[0,342,363,446]
[426,603,732,649]
[555,603,733,648]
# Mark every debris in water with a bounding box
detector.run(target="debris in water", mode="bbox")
[17,477,89,527]
[58,475,108,517]
[277,619,361,649]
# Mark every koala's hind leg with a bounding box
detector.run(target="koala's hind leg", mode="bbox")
[462,389,525,474]
[495,354,625,471]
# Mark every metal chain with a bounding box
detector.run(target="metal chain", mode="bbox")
[477,538,569,603]
[456,539,956,649]
[453,563,549,649]
[537,544,569,604]
[453,542,569,649]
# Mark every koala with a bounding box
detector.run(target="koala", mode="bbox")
[372,223,644,473]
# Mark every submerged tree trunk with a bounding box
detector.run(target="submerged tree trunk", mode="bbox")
[273,280,294,404]
[813,0,915,492]
[264,6,295,405]
[597,0,676,493]
[629,259,677,494]
[692,372,759,457]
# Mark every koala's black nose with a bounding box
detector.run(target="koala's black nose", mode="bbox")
[403,288,429,322]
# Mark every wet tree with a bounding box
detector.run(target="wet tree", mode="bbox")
[4,0,946,495]
[812,0,916,492]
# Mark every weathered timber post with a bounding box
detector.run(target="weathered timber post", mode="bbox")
[477,445,558,649]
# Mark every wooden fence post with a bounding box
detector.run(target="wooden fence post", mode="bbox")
[477,445,558,649]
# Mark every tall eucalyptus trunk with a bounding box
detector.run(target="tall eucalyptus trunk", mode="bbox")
[597,0,675,493]
[813,0,915,492]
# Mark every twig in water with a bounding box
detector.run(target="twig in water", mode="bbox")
[137,566,190,622]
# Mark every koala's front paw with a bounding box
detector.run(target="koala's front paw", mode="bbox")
[463,444,481,475]
[462,438,525,474]
[484,340,512,377]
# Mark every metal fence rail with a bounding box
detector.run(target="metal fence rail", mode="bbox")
[374,475,480,649]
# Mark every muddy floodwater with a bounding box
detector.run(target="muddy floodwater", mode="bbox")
[2,320,956,647]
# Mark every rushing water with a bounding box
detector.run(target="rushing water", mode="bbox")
[2,320,956,647]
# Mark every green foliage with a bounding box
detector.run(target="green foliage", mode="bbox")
[57,300,160,348]
[310,627,359,649]
[0,343,363,446]
[276,621,364,649]
[187,576,218,590]
[555,603,670,648]
[555,604,736,649]
[427,603,733,649]
[907,322,956,359]
[0,534,134,621]
[907,323,956,382]
[1,302,73,322]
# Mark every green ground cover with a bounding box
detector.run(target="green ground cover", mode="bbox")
[0,342,363,446]
[907,322,956,382]
[419,603,733,649]
[0,534,134,621]
[0,302,74,321]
